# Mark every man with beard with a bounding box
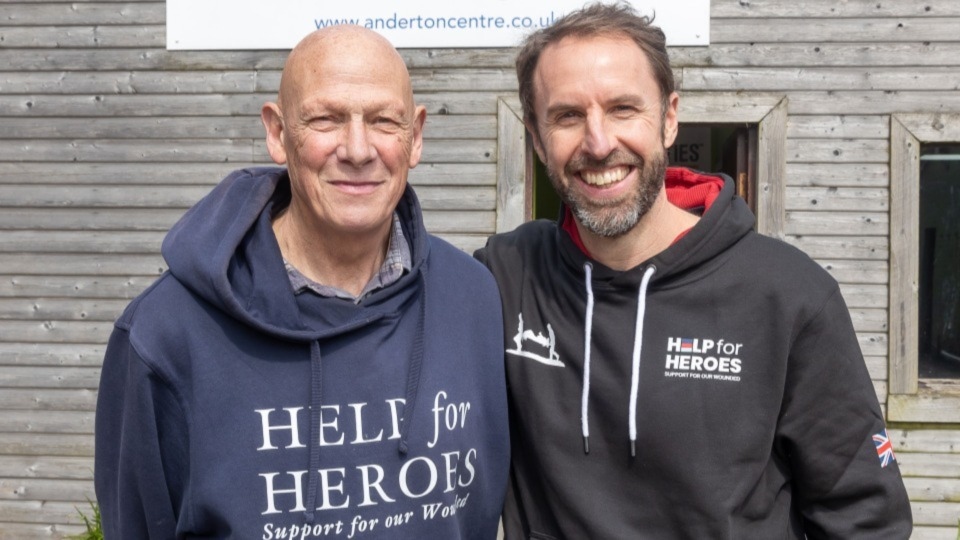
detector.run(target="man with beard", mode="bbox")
[475,3,912,538]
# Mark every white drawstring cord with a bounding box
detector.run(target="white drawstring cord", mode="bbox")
[628,265,656,457]
[581,262,594,454]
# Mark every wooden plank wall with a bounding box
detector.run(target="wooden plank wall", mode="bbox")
[693,2,960,538]
[0,0,958,537]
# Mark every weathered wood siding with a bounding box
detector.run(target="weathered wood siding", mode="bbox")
[694,3,960,538]
[0,0,958,537]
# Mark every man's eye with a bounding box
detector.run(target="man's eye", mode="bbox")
[309,116,335,127]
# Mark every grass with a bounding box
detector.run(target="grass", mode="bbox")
[68,500,102,540]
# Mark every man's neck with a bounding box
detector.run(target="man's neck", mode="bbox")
[272,207,391,297]
[577,190,700,272]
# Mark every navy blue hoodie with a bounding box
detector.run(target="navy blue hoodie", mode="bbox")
[95,167,509,539]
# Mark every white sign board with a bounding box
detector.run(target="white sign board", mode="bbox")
[167,1,709,50]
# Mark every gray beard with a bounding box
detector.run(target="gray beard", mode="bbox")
[549,148,667,238]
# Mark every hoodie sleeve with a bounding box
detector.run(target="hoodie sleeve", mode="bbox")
[472,245,489,267]
[95,321,189,539]
[777,287,912,539]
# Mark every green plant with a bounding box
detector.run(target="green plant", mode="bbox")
[68,500,102,540]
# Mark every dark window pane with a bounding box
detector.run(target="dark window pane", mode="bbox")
[919,144,960,378]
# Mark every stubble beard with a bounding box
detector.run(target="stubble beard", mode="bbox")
[548,146,667,238]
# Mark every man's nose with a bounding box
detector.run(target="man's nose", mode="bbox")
[581,113,615,160]
[337,118,376,166]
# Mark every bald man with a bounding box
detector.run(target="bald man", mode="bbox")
[95,26,509,539]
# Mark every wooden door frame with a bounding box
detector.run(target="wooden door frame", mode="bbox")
[496,92,788,238]
[888,113,960,422]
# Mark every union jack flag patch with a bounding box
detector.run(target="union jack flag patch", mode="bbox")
[872,429,896,468]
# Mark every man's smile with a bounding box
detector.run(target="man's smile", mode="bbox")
[579,165,631,187]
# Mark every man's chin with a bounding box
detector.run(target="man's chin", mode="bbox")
[572,206,642,238]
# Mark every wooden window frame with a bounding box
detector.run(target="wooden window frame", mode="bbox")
[888,113,960,422]
[496,92,788,237]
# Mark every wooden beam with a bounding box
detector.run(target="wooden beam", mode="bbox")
[495,96,529,233]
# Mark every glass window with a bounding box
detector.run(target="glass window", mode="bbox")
[888,114,960,422]
[918,145,960,379]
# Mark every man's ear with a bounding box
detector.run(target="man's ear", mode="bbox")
[261,102,288,165]
[407,105,428,169]
[662,92,680,149]
[525,119,547,164]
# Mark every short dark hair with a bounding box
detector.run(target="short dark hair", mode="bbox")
[515,1,675,128]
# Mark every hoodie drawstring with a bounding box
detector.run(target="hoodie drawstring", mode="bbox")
[580,263,656,458]
[304,340,323,524]
[398,275,427,455]
[629,266,656,457]
[303,274,426,523]
[581,263,595,454]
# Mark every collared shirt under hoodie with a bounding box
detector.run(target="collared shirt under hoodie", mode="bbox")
[95,167,509,539]
[475,167,912,539]
[285,213,412,302]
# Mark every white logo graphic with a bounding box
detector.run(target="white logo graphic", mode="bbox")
[662,336,743,382]
[506,314,564,367]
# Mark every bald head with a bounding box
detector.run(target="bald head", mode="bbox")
[260,25,427,248]
[277,26,415,114]
[261,23,426,182]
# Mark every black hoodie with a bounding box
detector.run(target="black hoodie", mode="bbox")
[476,168,911,539]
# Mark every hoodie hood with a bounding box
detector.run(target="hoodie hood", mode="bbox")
[558,167,754,287]
[161,166,430,341]
[97,166,510,538]
[160,166,433,524]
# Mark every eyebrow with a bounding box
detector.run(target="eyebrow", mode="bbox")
[544,93,650,117]
[543,102,579,119]
[602,93,651,107]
